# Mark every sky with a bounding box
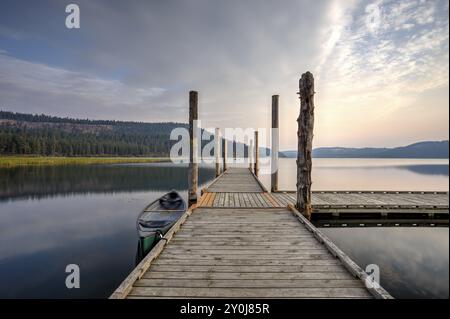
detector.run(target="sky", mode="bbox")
[0,0,448,150]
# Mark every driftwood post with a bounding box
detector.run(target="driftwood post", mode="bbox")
[296,72,315,217]
[271,95,279,192]
[188,91,198,206]
[222,138,227,172]
[254,131,259,176]
[215,128,221,177]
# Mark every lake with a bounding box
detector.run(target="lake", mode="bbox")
[0,158,448,298]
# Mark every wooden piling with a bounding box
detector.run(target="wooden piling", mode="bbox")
[215,128,220,177]
[271,95,279,192]
[222,138,227,172]
[188,91,198,206]
[248,139,253,169]
[296,72,315,217]
[254,131,259,176]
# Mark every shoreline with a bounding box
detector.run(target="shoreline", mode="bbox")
[0,156,171,167]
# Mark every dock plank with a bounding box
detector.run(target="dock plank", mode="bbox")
[128,287,372,298]
[134,279,365,288]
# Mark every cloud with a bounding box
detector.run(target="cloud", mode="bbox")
[0,0,448,148]
[0,0,331,135]
[313,0,449,147]
[0,52,168,120]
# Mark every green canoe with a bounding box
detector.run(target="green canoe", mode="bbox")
[136,191,186,259]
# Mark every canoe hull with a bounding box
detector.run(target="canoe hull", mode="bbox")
[136,191,186,259]
[141,235,157,254]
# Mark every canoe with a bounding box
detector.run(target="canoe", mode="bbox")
[136,191,186,257]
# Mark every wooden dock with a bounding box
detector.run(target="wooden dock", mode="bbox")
[110,80,448,299]
[111,168,399,299]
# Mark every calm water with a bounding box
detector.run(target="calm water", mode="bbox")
[259,158,449,191]
[0,159,448,298]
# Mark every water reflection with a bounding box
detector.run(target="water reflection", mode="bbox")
[0,163,215,298]
[316,164,449,176]
[0,160,448,298]
[321,227,449,299]
[397,164,448,176]
[0,193,150,298]
[135,239,145,266]
[0,164,215,201]
[261,158,449,191]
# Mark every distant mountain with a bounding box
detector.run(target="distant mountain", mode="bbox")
[279,150,297,158]
[280,141,449,159]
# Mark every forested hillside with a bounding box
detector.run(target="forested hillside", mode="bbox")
[0,111,186,156]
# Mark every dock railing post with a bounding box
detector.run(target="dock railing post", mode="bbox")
[222,138,227,172]
[296,72,315,217]
[188,91,198,206]
[254,131,259,176]
[271,95,279,192]
[215,128,221,177]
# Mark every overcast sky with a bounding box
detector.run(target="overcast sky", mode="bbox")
[0,0,448,150]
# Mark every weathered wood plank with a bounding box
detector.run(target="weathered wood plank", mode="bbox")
[128,287,372,298]
[169,240,321,246]
[264,192,282,207]
[180,226,312,230]
[148,264,346,273]
[142,271,355,280]
[162,249,328,255]
[152,258,340,266]
[173,235,316,239]
[207,193,214,206]
[134,279,365,288]
[156,253,334,260]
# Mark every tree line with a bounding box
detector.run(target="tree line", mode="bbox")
[0,111,184,156]
[0,111,253,157]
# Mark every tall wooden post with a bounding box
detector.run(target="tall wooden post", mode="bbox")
[215,128,221,177]
[254,131,259,176]
[188,91,198,206]
[271,95,279,192]
[296,72,315,217]
[248,139,253,169]
[222,138,227,172]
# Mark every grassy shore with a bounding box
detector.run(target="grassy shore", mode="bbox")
[0,156,170,167]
